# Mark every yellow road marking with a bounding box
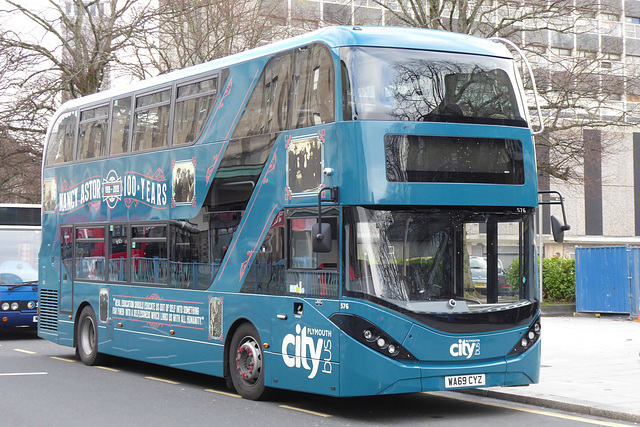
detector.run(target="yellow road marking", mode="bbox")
[50,356,75,363]
[95,366,119,372]
[145,376,179,385]
[204,389,242,398]
[279,405,332,418]
[426,392,631,427]
[14,348,36,355]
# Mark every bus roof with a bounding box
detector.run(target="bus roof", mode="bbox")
[54,26,513,113]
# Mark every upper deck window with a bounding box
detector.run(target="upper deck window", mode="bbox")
[77,105,109,160]
[45,111,77,165]
[233,43,335,138]
[173,77,218,145]
[110,96,132,155]
[341,47,527,127]
[133,89,171,151]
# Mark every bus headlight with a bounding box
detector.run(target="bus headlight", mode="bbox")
[1,302,9,311]
[27,301,36,309]
[387,344,399,356]
[509,316,541,356]
[363,329,375,341]
[331,313,416,360]
[11,302,19,311]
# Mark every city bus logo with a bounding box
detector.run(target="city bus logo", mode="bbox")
[103,170,123,209]
[281,324,332,379]
[449,339,481,359]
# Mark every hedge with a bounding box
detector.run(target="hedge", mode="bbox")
[506,257,575,302]
[542,257,575,302]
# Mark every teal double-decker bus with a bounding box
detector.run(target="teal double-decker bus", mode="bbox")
[39,26,548,399]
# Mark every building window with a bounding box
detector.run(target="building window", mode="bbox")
[626,16,640,38]
[550,47,572,57]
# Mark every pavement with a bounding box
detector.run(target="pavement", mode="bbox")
[466,309,640,424]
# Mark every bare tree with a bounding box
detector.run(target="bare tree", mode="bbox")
[0,0,159,202]
[0,0,306,202]
[128,0,292,77]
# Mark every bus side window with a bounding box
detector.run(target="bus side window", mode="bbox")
[133,89,171,151]
[45,111,77,165]
[75,227,106,281]
[232,52,293,138]
[77,105,109,160]
[286,215,338,298]
[108,225,128,282]
[290,44,335,128]
[288,216,338,269]
[110,97,132,155]
[173,77,218,145]
[130,225,168,285]
[241,213,285,295]
[168,220,211,290]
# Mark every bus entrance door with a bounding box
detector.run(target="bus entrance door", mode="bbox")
[60,226,73,313]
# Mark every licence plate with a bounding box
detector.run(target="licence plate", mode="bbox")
[474,283,486,288]
[33,316,38,323]
[444,374,485,388]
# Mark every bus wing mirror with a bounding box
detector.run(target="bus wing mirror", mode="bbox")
[539,190,571,244]
[314,186,338,253]
[312,222,332,253]
[550,215,570,244]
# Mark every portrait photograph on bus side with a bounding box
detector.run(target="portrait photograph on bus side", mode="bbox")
[287,136,323,194]
[172,161,195,204]
[42,178,57,212]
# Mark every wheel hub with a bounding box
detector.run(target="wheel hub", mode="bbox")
[235,339,262,384]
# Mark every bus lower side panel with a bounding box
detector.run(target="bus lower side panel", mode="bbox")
[101,327,225,377]
[51,310,225,377]
[41,287,540,397]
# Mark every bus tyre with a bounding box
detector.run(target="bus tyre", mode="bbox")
[76,306,101,366]
[228,323,267,400]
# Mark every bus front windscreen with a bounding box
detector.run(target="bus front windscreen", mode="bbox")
[0,229,40,285]
[344,207,536,314]
[340,46,528,127]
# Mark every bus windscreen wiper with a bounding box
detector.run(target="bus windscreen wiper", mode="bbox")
[8,281,38,292]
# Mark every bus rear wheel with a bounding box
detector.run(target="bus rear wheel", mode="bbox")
[76,306,101,365]
[228,323,267,400]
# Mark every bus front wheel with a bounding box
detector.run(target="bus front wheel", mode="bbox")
[76,306,101,365]
[228,323,267,400]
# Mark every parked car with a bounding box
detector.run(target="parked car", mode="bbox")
[469,256,512,296]
[469,256,487,293]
